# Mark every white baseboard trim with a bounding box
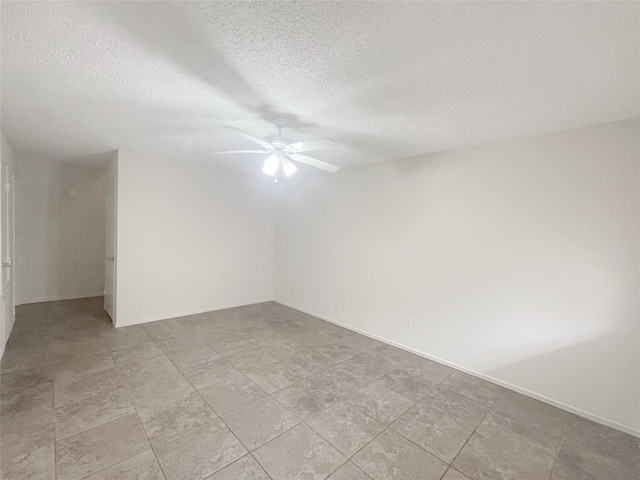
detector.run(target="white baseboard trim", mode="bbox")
[116,299,274,328]
[275,299,640,438]
[16,292,105,305]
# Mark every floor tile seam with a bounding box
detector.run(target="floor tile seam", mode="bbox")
[320,455,349,480]
[472,429,556,473]
[1,371,54,394]
[301,408,385,461]
[337,381,440,463]
[246,452,276,480]
[0,432,34,465]
[0,442,55,478]
[268,384,340,423]
[490,391,569,426]
[51,359,62,448]
[439,384,498,410]
[54,439,58,480]
[196,368,270,416]
[452,410,556,478]
[417,383,492,427]
[0,359,52,375]
[53,366,124,402]
[180,322,230,338]
[306,371,371,401]
[54,371,124,408]
[248,422,348,477]
[219,347,282,371]
[241,360,316,385]
[436,367,455,385]
[440,467,459,480]
[548,415,569,480]
[261,364,338,397]
[375,375,439,406]
[551,433,639,475]
[73,447,158,480]
[192,388,263,473]
[145,331,257,476]
[137,389,226,448]
[52,351,114,373]
[105,338,159,355]
[227,405,307,454]
[483,404,566,446]
[340,374,423,421]
[473,411,562,466]
[54,415,152,480]
[447,400,492,472]
[344,425,394,468]
[52,388,137,442]
[118,363,188,387]
[105,343,170,480]
[387,420,465,467]
[54,411,142,446]
[230,410,299,454]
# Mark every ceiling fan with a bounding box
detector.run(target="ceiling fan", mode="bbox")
[213,116,340,181]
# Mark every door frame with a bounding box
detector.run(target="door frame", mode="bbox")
[104,174,117,323]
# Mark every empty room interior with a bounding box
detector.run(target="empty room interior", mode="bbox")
[1,2,639,480]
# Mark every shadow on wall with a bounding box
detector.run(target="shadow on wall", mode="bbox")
[46,163,106,300]
[487,331,640,432]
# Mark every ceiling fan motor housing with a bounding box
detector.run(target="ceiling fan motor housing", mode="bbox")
[264,135,293,149]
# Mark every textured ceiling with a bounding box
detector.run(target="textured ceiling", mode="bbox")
[1,1,639,173]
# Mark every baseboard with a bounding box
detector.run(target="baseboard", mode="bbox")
[116,298,274,328]
[16,292,105,305]
[275,299,640,438]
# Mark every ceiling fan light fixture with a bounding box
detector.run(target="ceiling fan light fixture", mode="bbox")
[217,119,340,176]
[262,154,279,176]
[281,157,297,177]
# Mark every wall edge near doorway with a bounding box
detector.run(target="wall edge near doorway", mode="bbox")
[16,291,105,305]
[115,298,274,328]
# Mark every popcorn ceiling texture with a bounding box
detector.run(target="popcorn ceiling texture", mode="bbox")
[1,1,638,172]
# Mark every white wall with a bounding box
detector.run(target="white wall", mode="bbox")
[115,151,276,327]
[1,129,16,359]
[275,119,640,435]
[15,157,106,304]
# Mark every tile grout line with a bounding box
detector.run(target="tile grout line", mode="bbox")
[49,312,151,480]
[446,406,491,476]
[548,412,569,480]
[300,358,454,476]
[143,326,271,479]
[195,324,345,478]
[131,326,228,461]
[171,316,387,477]
[102,333,170,480]
[52,356,58,480]
[137,318,469,479]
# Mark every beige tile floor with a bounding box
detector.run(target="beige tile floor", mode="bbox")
[1,297,638,479]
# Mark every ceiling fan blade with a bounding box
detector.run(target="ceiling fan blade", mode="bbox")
[222,126,274,150]
[211,150,268,154]
[289,153,340,173]
[286,137,336,153]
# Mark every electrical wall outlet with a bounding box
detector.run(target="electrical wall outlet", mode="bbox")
[404,317,412,328]
[217,285,222,294]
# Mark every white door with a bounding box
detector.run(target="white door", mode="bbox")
[104,175,116,322]
[1,165,15,347]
